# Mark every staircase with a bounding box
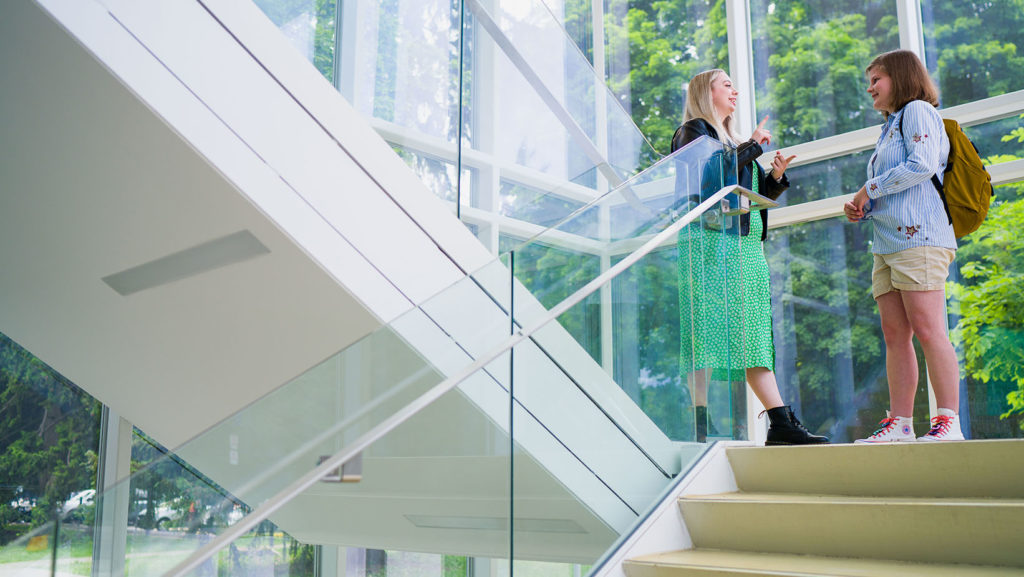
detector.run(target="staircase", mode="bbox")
[624,440,1024,576]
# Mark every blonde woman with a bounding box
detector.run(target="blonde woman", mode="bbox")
[673,69,827,445]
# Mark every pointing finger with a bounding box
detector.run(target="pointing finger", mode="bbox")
[757,116,770,130]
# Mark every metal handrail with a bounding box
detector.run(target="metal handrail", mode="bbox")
[160,183,742,577]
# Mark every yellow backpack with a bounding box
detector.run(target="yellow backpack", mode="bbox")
[899,113,994,238]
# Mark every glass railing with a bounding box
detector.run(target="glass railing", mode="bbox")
[0,136,741,576]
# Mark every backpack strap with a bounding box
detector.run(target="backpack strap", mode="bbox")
[895,106,953,227]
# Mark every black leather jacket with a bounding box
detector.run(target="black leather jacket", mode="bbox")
[671,118,788,241]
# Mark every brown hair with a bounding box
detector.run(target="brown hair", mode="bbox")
[684,69,741,145]
[866,50,939,116]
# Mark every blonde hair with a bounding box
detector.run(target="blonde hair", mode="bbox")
[684,69,741,145]
[866,50,939,117]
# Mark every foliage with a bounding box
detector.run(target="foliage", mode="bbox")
[930,0,1024,106]
[604,0,727,155]
[949,173,1024,430]
[0,333,100,537]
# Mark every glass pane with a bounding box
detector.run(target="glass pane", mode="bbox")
[948,177,1024,438]
[498,180,598,235]
[483,0,659,200]
[254,0,338,83]
[178,365,513,576]
[348,0,465,143]
[26,254,513,575]
[506,139,741,566]
[0,331,101,575]
[604,0,727,155]
[766,217,890,443]
[510,136,739,449]
[780,150,874,206]
[391,144,474,205]
[964,115,1024,165]
[751,0,899,147]
[922,1,1024,107]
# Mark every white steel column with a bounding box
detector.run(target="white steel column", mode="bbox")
[725,0,756,138]
[336,0,358,102]
[899,0,934,422]
[473,0,500,254]
[91,407,133,577]
[726,0,765,443]
[592,0,615,374]
[897,0,927,58]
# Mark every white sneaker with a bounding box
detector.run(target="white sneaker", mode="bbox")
[855,411,916,443]
[918,408,965,442]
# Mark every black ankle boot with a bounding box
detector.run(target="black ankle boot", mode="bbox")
[765,406,830,446]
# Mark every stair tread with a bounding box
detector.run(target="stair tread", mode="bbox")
[626,549,1023,576]
[725,439,1024,499]
[681,492,1024,506]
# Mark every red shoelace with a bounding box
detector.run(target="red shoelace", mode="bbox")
[869,417,897,437]
[925,414,954,437]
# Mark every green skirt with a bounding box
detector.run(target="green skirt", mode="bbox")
[677,209,775,379]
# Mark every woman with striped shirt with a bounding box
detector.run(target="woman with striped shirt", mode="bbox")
[844,50,964,442]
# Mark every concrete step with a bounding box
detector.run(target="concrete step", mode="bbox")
[678,492,1024,567]
[726,439,1024,498]
[624,548,1024,576]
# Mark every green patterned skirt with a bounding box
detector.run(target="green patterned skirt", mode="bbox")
[677,206,775,378]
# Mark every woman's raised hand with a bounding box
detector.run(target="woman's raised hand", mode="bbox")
[750,116,771,146]
[771,151,796,181]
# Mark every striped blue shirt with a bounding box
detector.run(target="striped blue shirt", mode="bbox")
[861,100,955,254]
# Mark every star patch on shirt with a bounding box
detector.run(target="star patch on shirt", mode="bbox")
[905,225,920,239]
[912,133,928,143]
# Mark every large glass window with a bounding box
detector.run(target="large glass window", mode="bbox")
[255,0,339,83]
[947,179,1024,438]
[750,0,899,147]
[0,332,100,551]
[604,0,728,155]
[922,0,1024,108]
[350,0,468,144]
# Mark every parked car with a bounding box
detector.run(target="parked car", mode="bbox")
[128,502,179,530]
[60,489,95,514]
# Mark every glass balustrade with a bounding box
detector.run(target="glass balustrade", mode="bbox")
[0,134,740,576]
[0,253,516,576]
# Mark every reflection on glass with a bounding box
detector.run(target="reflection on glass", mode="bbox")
[750,0,898,147]
[499,180,598,235]
[922,1,1024,107]
[392,144,473,204]
[345,0,468,144]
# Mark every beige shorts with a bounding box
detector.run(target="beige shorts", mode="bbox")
[872,246,956,299]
